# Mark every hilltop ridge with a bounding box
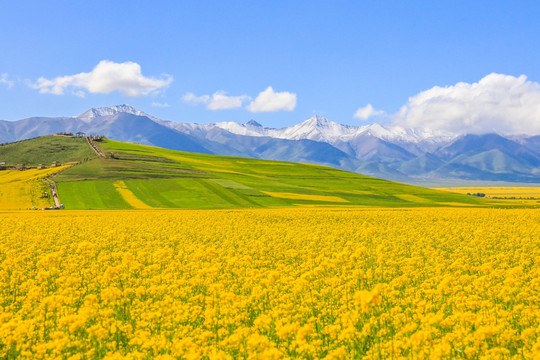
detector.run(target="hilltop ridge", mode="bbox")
[0,135,97,167]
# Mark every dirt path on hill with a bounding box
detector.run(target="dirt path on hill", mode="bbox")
[86,136,105,157]
[43,178,61,207]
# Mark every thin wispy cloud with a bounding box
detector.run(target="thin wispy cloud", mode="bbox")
[0,73,14,89]
[31,60,172,97]
[151,102,170,108]
[182,91,250,110]
[72,90,86,98]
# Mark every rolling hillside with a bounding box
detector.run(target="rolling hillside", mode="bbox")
[48,138,490,209]
[0,135,508,210]
[0,135,97,167]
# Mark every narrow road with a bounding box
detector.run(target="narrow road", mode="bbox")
[86,136,105,157]
[43,178,61,207]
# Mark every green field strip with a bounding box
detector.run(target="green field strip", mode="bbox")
[124,179,178,208]
[124,178,240,209]
[57,181,133,210]
[196,179,253,207]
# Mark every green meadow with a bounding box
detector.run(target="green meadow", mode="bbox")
[0,136,96,167]
[51,138,488,209]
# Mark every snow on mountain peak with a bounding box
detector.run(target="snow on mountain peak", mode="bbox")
[357,122,458,144]
[213,121,267,137]
[208,115,455,144]
[76,105,159,122]
[244,120,263,127]
[301,115,334,127]
[280,115,354,141]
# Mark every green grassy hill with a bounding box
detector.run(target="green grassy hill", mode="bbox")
[0,136,97,167]
[48,138,489,209]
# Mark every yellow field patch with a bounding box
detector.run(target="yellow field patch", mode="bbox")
[262,191,349,202]
[437,202,481,207]
[346,190,374,195]
[113,180,153,209]
[0,166,69,209]
[169,155,225,167]
[395,194,432,203]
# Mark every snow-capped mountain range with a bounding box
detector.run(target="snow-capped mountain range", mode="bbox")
[214,116,456,144]
[2,105,540,184]
[164,114,456,145]
[75,104,457,147]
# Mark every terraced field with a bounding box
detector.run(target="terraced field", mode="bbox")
[3,136,531,210]
[51,139,490,209]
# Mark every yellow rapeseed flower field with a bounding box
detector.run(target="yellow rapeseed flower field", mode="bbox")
[0,208,539,359]
[261,192,349,203]
[0,166,69,209]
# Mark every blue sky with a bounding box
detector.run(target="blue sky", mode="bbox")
[1,1,540,131]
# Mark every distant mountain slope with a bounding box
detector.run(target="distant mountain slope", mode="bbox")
[0,107,213,154]
[521,135,540,151]
[164,115,540,183]
[398,153,444,176]
[0,116,78,143]
[1,105,539,183]
[436,134,540,163]
[428,134,540,182]
[172,125,362,171]
[84,112,211,154]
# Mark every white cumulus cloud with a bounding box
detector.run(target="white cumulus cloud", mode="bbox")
[182,91,250,110]
[1,73,14,89]
[246,86,297,112]
[31,60,172,97]
[353,104,385,120]
[393,73,540,135]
